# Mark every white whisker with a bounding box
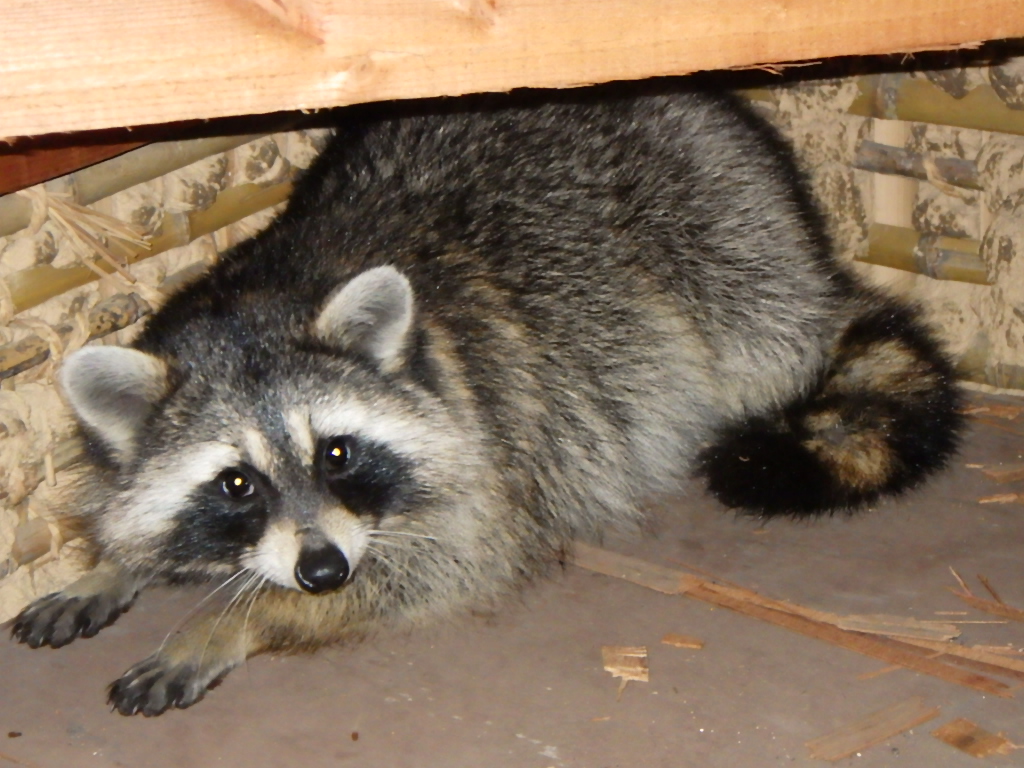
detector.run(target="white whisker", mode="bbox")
[157,569,250,654]
[365,543,416,584]
[369,530,437,542]
[242,576,267,644]
[198,570,259,671]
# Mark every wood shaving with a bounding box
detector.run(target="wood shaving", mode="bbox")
[660,633,704,649]
[835,614,960,642]
[977,493,1023,504]
[806,697,941,762]
[980,463,1024,483]
[933,718,1018,757]
[602,645,648,697]
[964,404,1024,420]
[573,545,1015,697]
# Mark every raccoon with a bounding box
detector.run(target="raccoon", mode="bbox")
[11,86,961,716]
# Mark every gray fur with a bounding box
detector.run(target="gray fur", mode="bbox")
[313,265,414,370]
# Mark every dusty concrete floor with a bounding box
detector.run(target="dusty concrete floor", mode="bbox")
[2,394,1024,767]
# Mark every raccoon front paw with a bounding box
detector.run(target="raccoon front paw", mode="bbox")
[108,655,232,716]
[11,588,137,649]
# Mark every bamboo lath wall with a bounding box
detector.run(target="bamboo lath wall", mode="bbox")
[748,60,1024,389]
[3,0,1024,139]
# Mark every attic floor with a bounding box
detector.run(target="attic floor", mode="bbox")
[3,392,1024,768]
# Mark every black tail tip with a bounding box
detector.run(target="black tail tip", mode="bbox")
[696,408,962,518]
[697,421,864,518]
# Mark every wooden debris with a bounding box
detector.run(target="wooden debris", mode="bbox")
[661,633,704,650]
[961,406,990,416]
[949,567,971,593]
[857,661,932,681]
[974,645,1024,656]
[977,493,1023,504]
[971,418,1024,439]
[835,614,959,642]
[571,545,1013,698]
[903,638,1024,681]
[975,404,1023,420]
[574,544,694,595]
[694,587,1011,698]
[979,464,1024,484]
[805,696,941,762]
[947,570,1024,623]
[933,718,1017,758]
[962,403,1023,420]
[602,645,649,681]
[949,590,1024,623]
[602,645,648,697]
[977,574,1005,604]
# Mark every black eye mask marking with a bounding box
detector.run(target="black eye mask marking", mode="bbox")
[316,435,418,517]
[162,464,272,569]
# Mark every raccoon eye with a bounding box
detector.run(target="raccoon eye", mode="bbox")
[220,470,254,499]
[324,436,353,470]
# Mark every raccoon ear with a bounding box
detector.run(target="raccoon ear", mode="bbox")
[313,265,414,370]
[60,346,170,458]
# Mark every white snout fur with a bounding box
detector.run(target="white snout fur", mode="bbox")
[243,511,369,590]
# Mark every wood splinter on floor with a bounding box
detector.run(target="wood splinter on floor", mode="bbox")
[835,614,960,642]
[660,633,704,649]
[948,568,1024,623]
[805,696,941,762]
[977,493,1023,504]
[933,718,1020,758]
[572,544,1017,698]
[602,645,648,698]
[963,403,1024,420]
[979,463,1024,484]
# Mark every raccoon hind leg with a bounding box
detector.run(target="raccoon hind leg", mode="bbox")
[10,561,145,648]
[698,300,964,517]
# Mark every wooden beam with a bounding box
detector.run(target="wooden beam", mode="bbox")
[2,0,1023,139]
[0,141,144,196]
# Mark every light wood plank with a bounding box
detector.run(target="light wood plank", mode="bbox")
[3,0,1024,138]
[805,697,941,762]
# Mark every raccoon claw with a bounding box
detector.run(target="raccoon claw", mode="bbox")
[108,657,227,716]
[11,590,135,649]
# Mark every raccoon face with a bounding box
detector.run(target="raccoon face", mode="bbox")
[59,266,468,593]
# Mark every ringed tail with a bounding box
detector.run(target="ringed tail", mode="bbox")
[698,301,964,517]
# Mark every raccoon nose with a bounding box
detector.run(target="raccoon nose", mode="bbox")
[294,543,350,594]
